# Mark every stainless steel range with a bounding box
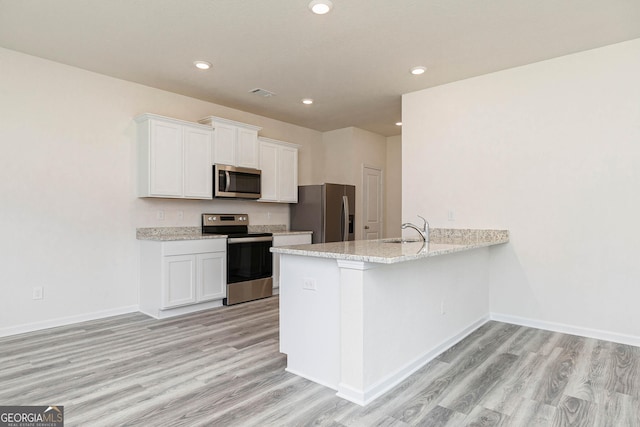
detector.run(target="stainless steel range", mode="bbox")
[202,214,273,305]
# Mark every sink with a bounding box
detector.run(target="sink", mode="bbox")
[381,238,422,244]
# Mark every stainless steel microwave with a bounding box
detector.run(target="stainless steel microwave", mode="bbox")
[213,164,262,199]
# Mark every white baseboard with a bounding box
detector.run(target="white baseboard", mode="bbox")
[0,305,140,338]
[491,312,640,347]
[140,300,224,320]
[338,314,491,406]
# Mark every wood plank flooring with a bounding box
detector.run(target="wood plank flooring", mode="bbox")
[1,297,639,426]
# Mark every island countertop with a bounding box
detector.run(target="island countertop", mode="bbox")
[271,228,509,264]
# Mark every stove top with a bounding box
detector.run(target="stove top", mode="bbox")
[201,213,272,237]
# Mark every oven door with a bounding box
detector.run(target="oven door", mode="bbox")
[227,236,273,284]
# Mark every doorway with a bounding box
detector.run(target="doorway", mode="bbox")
[362,165,383,239]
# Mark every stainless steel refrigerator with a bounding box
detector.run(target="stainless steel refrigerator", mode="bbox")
[290,184,355,243]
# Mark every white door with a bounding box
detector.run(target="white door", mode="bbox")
[183,127,213,199]
[212,122,236,165]
[236,127,259,168]
[149,120,183,197]
[162,255,197,308]
[362,166,382,239]
[258,141,278,201]
[197,252,226,301]
[278,146,298,202]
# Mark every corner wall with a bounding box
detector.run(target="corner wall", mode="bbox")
[402,39,640,340]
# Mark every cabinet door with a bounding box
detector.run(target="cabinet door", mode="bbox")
[197,252,226,301]
[278,146,298,202]
[213,122,236,165]
[162,255,197,308]
[236,127,259,169]
[183,127,213,199]
[259,142,278,202]
[150,120,183,197]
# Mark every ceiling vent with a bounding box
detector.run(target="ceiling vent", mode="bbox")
[249,88,276,97]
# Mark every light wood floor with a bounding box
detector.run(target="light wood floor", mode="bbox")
[1,296,639,426]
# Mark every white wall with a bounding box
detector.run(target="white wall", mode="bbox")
[322,127,388,239]
[385,135,402,237]
[403,39,640,341]
[0,47,322,335]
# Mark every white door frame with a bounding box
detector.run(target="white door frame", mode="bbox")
[362,164,383,239]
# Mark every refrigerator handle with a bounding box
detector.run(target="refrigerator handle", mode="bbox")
[342,195,349,241]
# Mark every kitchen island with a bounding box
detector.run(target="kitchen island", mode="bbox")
[272,228,509,406]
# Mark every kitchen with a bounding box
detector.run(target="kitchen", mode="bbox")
[2,0,640,425]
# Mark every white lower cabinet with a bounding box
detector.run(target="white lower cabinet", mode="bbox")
[272,233,312,291]
[163,254,197,307]
[140,239,226,318]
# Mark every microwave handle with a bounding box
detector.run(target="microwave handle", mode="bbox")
[225,171,231,192]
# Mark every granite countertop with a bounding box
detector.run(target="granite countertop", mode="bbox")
[270,229,509,264]
[136,225,312,241]
[136,227,225,241]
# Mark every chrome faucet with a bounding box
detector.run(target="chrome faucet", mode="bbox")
[402,215,429,243]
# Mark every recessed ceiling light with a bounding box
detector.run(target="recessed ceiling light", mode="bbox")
[410,66,426,75]
[302,98,314,105]
[396,122,403,126]
[309,0,333,15]
[194,61,212,70]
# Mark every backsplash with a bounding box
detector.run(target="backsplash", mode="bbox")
[248,224,287,233]
[135,198,290,228]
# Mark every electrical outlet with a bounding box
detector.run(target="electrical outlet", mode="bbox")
[303,278,317,291]
[440,300,446,315]
[156,210,165,220]
[447,210,455,221]
[33,286,44,300]
[177,210,184,220]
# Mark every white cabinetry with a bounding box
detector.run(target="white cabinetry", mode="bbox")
[199,116,262,169]
[140,239,226,319]
[136,113,213,199]
[258,137,300,203]
[272,233,312,291]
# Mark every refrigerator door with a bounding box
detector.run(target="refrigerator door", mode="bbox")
[323,183,345,243]
[290,185,324,243]
[345,185,356,241]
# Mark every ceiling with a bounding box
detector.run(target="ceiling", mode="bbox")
[1,1,639,137]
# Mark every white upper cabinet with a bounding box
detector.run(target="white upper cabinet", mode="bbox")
[183,126,214,198]
[258,137,300,203]
[199,116,262,169]
[136,113,213,199]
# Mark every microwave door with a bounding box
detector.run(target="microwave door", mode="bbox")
[213,165,261,199]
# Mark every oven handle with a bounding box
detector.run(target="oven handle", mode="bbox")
[227,236,273,244]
